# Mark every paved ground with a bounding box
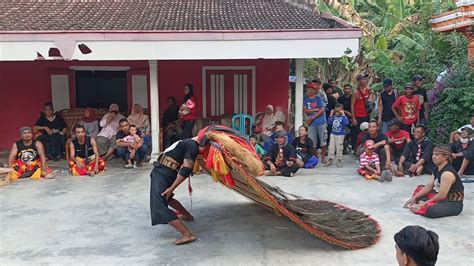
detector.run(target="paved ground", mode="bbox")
[0,156,473,265]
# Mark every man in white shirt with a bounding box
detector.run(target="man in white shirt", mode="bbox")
[96,103,125,159]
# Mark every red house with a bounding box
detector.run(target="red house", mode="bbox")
[0,0,362,158]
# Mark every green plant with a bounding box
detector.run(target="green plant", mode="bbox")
[427,87,474,144]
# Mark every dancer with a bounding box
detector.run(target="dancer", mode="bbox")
[150,137,203,245]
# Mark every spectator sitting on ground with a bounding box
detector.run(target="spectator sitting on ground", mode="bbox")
[394,226,439,266]
[264,130,299,177]
[7,126,54,181]
[451,127,474,182]
[249,134,266,159]
[292,125,318,168]
[33,102,68,161]
[449,113,474,143]
[263,121,293,151]
[358,120,392,171]
[355,121,369,151]
[69,125,105,176]
[397,126,434,177]
[325,104,349,167]
[358,140,384,181]
[386,118,411,165]
[404,144,464,218]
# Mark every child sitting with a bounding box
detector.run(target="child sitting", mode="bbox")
[325,103,349,167]
[249,134,266,159]
[121,125,141,168]
[358,140,383,181]
[264,130,299,177]
[292,125,318,168]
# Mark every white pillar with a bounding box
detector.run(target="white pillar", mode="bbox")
[149,60,160,161]
[295,59,304,135]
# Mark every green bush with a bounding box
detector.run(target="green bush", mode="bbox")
[427,87,474,144]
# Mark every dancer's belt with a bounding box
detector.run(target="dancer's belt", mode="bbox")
[158,155,181,171]
[446,191,464,202]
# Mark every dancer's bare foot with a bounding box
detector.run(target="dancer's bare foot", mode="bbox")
[174,234,197,245]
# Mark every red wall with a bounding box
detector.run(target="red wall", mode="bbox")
[0,59,289,150]
[158,59,290,121]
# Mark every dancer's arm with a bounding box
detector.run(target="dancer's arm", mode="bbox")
[162,159,194,200]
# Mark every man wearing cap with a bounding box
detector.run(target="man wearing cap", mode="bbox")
[394,226,439,266]
[451,127,474,181]
[7,126,52,180]
[397,126,434,176]
[351,73,372,152]
[304,81,328,162]
[386,118,411,165]
[412,75,429,126]
[264,130,299,177]
[404,144,464,218]
[377,78,399,134]
[391,83,421,136]
[310,79,328,107]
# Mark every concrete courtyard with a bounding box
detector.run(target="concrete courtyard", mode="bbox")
[1,155,473,265]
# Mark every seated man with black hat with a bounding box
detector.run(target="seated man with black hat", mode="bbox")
[451,127,474,182]
[394,225,439,266]
[397,126,434,177]
[264,130,299,177]
[404,144,464,218]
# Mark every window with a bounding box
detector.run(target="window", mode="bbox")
[75,70,128,111]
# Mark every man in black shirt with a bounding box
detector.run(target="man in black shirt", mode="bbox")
[162,96,181,149]
[33,102,68,161]
[150,137,204,245]
[328,78,344,99]
[377,78,398,134]
[360,120,391,170]
[115,119,148,167]
[338,84,353,153]
[412,75,429,126]
[398,126,434,176]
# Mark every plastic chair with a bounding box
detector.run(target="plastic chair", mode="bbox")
[232,114,253,138]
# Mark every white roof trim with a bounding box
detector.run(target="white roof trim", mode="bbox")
[456,0,474,7]
[0,38,360,61]
[432,20,474,31]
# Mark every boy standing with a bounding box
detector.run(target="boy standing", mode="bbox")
[326,104,349,167]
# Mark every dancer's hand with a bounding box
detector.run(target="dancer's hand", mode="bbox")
[94,165,99,173]
[404,198,416,208]
[162,188,174,201]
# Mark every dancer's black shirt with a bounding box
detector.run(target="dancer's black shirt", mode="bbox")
[164,139,199,164]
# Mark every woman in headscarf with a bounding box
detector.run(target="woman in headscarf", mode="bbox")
[128,104,151,145]
[178,83,197,139]
[78,107,99,137]
[255,105,276,143]
[274,106,286,124]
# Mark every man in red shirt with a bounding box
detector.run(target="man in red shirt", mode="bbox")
[386,118,411,165]
[391,83,421,136]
